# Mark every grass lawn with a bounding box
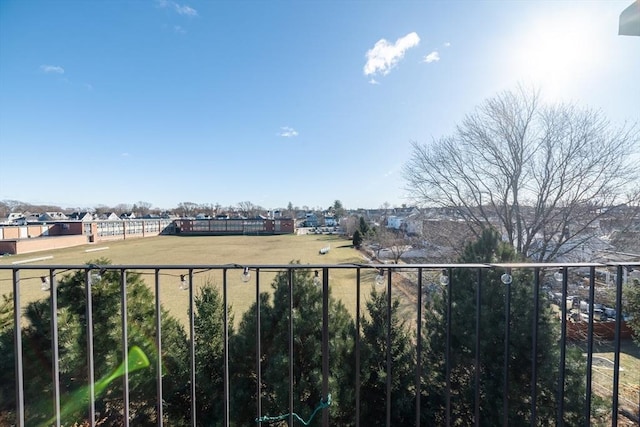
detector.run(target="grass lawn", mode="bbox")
[572,340,640,419]
[0,234,383,326]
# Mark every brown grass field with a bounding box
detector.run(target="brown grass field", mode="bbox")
[0,234,381,327]
[1,234,637,417]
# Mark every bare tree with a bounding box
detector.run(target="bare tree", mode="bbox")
[369,226,414,263]
[133,201,152,216]
[113,203,132,215]
[176,202,199,217]
[403,87,639,262]
[285,201,295,218]
[607,186,640,253]
[93,204,110,216]
[0,200,23,217]
[419,218,479,262]
[333,200,346,219]
[198,203,216,217]
[237,201,262,217]
[341,215,358,237]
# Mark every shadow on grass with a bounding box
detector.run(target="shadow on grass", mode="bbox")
[573,339,640,358]
[173,233,291,237]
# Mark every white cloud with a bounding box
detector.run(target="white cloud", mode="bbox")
[175,4,197,16]
[40,65,64,74]
[368,78,380,85]
[157,0,197,16]
[444,42,451,47]
[278,126,299,138]
[363,32,420,77]
[423,51,440,63]
[174,25,186,34]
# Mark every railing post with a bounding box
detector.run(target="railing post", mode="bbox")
[355,268,361,427]
[255,268,262,422]
[12,269,24,427]
[446,267,453,427]
[386,268,392,427]
[288,268,294,427]
[85,268,96,427]
[415,268,423,427]
[530,267,540,426]
[612,265,623,426]
[474,268,482,425]
[120,269,130,426]
[557,266,568,426]
[322,267,329,427]
[188,269,196,426]
[223,268,229,427]
[49,269,61,427]
[154,269,164,427]
[502,268,511,427]
[585,266,596,425]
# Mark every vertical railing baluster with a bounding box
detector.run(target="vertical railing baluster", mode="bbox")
[121,269,130,426]
[255,268,262,422]
[530,267,540,426]
[585,266,595,424]
[446,267,453,427]
[50,269,61,427]
[558,267,568,426]
[415,268,423,427]
[355,268,361,427]
[223,269,229,427]
[322,267,329,427]
[474,269,482,425]
[85,268,96,427]
[502,268,511,427]
[612,265,623,426]
[288,268,294,427]
[188,269,196,426]
[386,267,392,427]
[12,269,24,427]
[154,269,164,427]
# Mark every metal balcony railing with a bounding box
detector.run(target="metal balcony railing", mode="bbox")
[1,262,638,426]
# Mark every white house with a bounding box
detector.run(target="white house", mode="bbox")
[387,216,404,230]
[39,212,68,222]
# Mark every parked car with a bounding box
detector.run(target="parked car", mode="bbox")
[604,307,616,319]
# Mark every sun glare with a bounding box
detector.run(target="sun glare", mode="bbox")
[510,9,606,101]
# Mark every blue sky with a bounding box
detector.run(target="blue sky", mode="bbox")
[1,1,638,211]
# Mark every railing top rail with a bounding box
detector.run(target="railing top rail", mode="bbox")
[0,261,638,271]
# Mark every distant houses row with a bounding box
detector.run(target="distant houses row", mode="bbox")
[2,211,175,225]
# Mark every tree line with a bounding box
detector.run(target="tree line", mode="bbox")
[0,200,348,221]
[0,232,606,425]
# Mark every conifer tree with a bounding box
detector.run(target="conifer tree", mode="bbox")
[359,286,415,426]
[420,229,596,425]
[0,259,190,426]
[624,278,640,345]
[352,229,363,248]
[359,217,370,236]
[229,264,355,426]
[194,282,234,425]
